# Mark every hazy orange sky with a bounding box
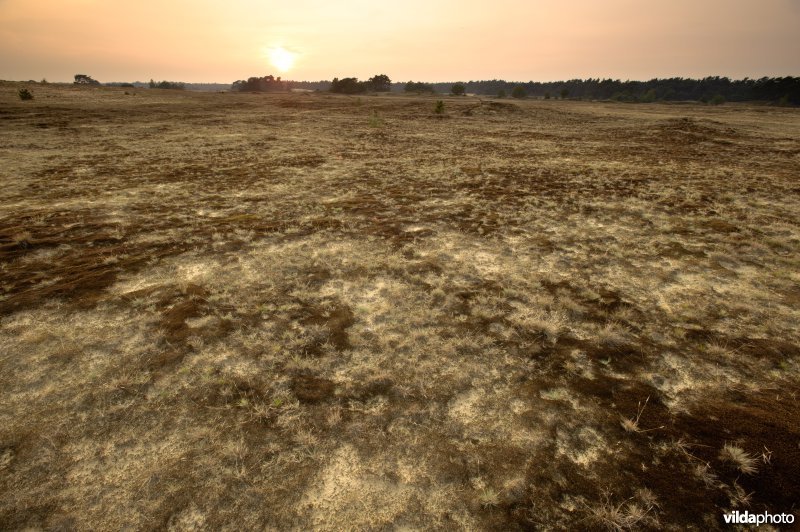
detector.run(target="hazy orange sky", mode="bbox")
[1,0,798,83]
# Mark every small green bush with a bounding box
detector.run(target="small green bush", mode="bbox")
[18,88,34,100]
[434,100,445,114]
[450,83,465,96]
[497,89,506,98]
[368,110,383,127]
[640,89,657,103]
[511,85,526,99]
[709,94,725,106]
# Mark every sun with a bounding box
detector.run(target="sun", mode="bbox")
[268,47,296,73]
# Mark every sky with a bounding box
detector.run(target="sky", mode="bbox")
[0,0,798,83]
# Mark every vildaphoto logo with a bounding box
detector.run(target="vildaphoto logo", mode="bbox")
[723,510,795,525]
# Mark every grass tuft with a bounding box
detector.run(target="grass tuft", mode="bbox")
[719,443,759,475]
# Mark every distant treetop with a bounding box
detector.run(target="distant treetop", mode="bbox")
[74,74,100,85]
[368,74,392,92]
[330,77,365,94]
[232,75,286,92]
[329,74,393,94]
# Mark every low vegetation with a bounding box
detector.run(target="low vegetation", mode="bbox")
[404,80,435,94]
[329,74,392,94]
[0,82,798,529]
[149,79,186,90]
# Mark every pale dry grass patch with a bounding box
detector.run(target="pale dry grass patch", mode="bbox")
[645,352,751,410]
[585,491,657,532]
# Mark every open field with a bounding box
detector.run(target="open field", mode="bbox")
[1,82,799,529]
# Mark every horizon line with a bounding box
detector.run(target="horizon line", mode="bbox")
[9,74,799,85]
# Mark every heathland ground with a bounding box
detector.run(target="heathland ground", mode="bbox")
[1,82,798,529]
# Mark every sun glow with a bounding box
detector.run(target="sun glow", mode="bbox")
[268,47,296,73]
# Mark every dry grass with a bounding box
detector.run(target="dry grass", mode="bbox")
[584,489,658,531]
[719,443,759,475]
[1,82,799,529]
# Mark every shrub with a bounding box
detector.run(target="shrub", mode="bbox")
[450,83,465,96]
[434,100,445,114]
[497,89,506,98]
[330,77,366,94]
[709,94,725,106]
[560,88,569,99]
[18,88,34,100]
[368,110,383,127]
[612,91,637,102]
[511,85,526,99]
[544,92,551,100]
[641,89,657,103]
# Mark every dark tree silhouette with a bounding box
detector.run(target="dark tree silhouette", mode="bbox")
[404,76,799,105]
[231,75,286,92]
[330,77,367,94]
[368,74,392,92]
[450,82,466,96]
[149,79,186,90]
[404,81,435,93]
[74,74,100,85]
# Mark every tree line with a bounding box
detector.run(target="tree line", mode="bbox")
[413,77,800,104]
[230,74,392,94]
[228,74,798,104]
[148,79,185,90]
[66,72,799,104]
[231,75,335,93]
[326,74,392,93]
